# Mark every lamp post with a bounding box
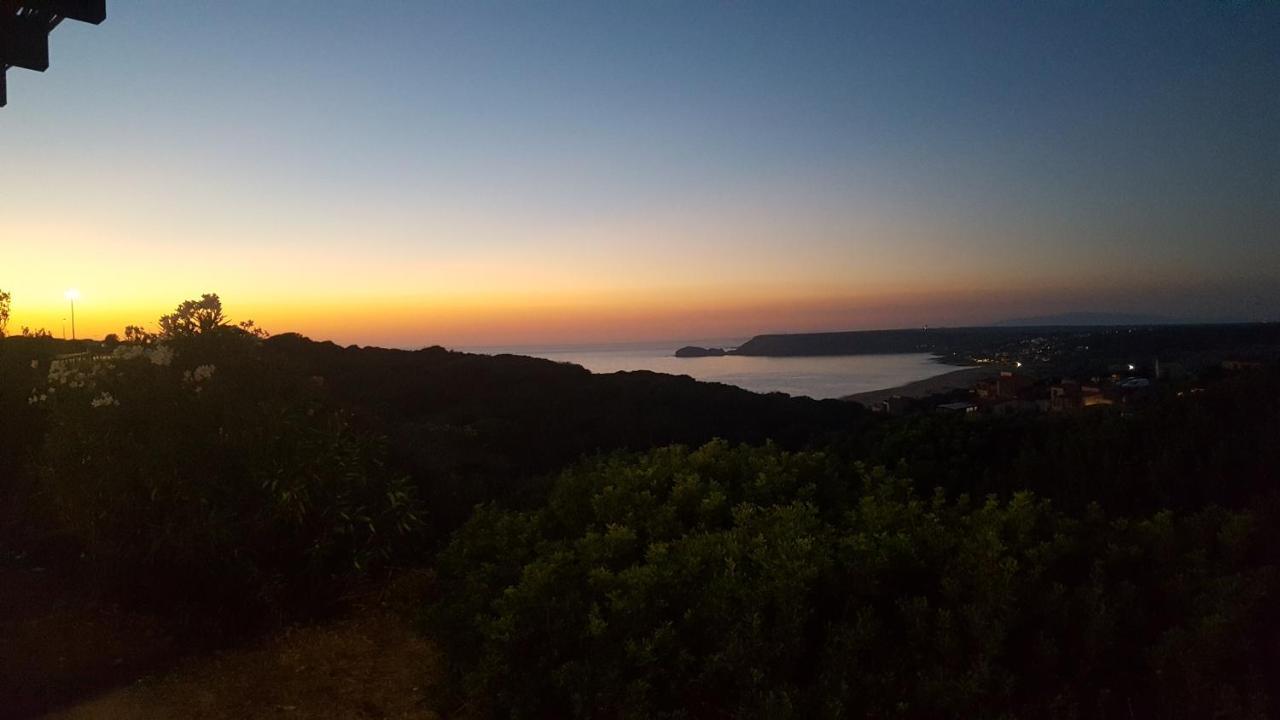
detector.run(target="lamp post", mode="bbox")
[65,289,80,340]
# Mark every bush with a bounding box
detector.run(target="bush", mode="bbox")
[431,441,1278,719]
[29,329,422,619]
[0,336,62,524]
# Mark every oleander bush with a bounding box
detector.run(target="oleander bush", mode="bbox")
[431,441,1278,719]
[26,321,421,617]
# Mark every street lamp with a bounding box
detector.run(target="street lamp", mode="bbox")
[65,289,80,340]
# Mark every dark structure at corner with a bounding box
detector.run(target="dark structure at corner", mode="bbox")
[0,0,104,107]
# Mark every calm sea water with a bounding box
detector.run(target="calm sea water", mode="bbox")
[462,340,952,400]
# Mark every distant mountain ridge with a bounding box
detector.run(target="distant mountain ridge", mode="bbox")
[994,312,1180,327]
[674,322,1279,359]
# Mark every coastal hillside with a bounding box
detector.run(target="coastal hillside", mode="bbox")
[260,334,868,531]
[720,323,1280,365]
[5,296,1280,718]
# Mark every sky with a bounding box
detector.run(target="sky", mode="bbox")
[1,1,1277,347]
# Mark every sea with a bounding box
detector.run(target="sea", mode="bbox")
[461,339,953,400]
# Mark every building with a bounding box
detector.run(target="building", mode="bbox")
[995,371,1033,399]
[937,401,978,415]
[1050,380,1111,412]
[1049,381,1082,412]
[873,395,914,416]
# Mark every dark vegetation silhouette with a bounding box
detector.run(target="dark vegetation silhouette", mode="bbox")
[432,442,1279,718]
[0,288,10,335]
[261,332,867,537]
[2,291,1279,718]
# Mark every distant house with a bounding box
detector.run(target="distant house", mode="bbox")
[996,371,1033,399]
[1050,380,1110,411]
[1050,380,1082,412]
[1082,386,1112,407]
[873,395,914,416]
[936,401,978,414]
[1223,359,1264,371]
[975,371,1033,402]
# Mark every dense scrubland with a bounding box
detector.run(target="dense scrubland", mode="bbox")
[2,294,1278,718]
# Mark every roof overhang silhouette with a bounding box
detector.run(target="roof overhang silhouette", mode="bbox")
[1,0,105,107]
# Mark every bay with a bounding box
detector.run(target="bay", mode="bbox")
[463,339,953,400]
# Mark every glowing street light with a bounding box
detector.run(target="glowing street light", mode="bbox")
[65,288,80,340]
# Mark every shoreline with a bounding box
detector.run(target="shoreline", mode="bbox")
[843,365,1007,405]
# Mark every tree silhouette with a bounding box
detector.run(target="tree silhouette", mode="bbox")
[158,293,228,338]
[123,325,154,345]
[0,289,10,336]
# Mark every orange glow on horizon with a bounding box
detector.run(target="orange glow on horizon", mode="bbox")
[1,212,1249,347]
[1,274,1217,348]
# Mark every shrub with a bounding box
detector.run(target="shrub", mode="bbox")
[29,329,422,620]
[0,336,56,523]
[431,441,1277,719]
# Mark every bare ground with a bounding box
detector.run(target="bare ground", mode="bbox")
[0,552,443,720]
[843,365,1007,406]
[44,597,443,720]
[0,559,176,719]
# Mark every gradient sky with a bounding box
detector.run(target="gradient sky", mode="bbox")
[2,1,1277,346]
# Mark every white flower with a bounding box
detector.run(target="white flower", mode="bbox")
[112,345,145,361]
[146,345,175,366]
[192,364,216,382]
[30,360,38,369]
[90,392,119,408]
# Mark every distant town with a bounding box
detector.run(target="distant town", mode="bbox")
[839,324,1277,417]
[677,322,1280,416]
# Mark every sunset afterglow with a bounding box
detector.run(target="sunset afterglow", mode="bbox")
[5,3,1280,713]
[3,2,1277,346]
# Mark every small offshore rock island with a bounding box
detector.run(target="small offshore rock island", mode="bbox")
[673,345,728,357]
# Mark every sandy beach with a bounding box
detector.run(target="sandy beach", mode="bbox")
[843,365,1007,406]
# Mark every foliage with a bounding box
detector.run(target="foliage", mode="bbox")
[432,441,1279,719]
[7,299,864,619]
[157,292,229,338]
[0,288,9,336]
[6,297,1280,707]
[124,324,155,345]
[263,333,866,538]
[0,335,59,519]
[25,311,421,620]
[842,368,1280,515]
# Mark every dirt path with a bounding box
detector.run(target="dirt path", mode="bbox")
[0,548,445,720]
[43,598,443,720]
[0,559,176,719]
